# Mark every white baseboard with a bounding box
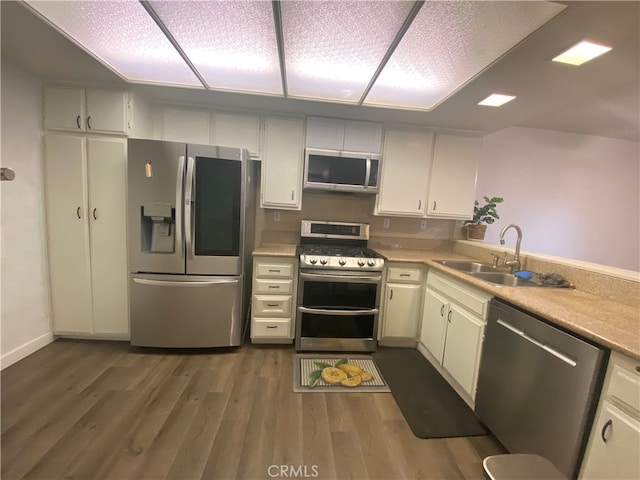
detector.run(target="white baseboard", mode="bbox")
[1,332,55,370]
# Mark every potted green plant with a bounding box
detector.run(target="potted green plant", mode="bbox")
[462,196,504,240]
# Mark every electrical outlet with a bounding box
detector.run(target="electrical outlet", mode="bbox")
[383,218,390,229]
[274,211,281,222]
[420,219,427,230]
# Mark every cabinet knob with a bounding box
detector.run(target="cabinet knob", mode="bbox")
[76,115,81,129]
[447,310,452,323]
[92,208,98,220]
[418,200,422,210]
[440,304,445,317]
[76,206,81,219]
[389,289,394,300]
[87,116,92,129]
[433,201,437,211]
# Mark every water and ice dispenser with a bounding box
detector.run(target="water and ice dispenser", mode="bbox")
[141,203,175,253]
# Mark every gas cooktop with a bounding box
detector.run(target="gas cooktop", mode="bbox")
[297,220,385,271]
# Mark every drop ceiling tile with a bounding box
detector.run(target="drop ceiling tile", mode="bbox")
[149,1,282,95]
[364,1,566,110]
[25,0,202,87]
[281,0,415,103]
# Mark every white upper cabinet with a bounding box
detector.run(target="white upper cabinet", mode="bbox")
[160,106,211,144]
[426,134,481,219]
[211,111,261,158]
[305,116,382,153]
[376,128,434,216]
[44,86,128,135]
[261,116,305,210]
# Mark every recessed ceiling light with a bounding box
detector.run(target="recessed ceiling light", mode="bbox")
[552,40,612,66]
[478,94,516,107]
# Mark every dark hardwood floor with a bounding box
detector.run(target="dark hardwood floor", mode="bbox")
[1,340,505,480]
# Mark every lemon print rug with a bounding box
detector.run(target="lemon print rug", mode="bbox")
[293,355,390,393]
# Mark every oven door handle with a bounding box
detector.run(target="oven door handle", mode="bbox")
[299,272,382,282]
[298,306,379,316]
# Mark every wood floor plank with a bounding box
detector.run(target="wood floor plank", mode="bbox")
[1,340,507,480]
[129,369,217,480]
[301,393,338,480]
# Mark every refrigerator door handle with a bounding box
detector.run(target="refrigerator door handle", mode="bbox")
[133,278,239,287]
[184,156,195,258]
[176,155,185,258]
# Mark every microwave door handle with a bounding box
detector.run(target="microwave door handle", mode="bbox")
[175,155,185,259]
[364,157,371,189]
[184,156,195,259]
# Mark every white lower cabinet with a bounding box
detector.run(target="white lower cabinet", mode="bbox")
[251,257,298,343]
[580,351,640,479]
[419,270,491,403]
[44,134,129,336]
[380,264,424,345]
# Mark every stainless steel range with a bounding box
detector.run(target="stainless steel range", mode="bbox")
[295,220,385,352]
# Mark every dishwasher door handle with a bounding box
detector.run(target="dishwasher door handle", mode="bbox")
[497,318,577,367]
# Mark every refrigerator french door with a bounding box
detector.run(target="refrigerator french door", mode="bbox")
[127,139,250,347]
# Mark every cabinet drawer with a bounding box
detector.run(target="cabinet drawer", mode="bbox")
[609,364,640,413]
[252,318,291,337]
[253,295,292,317]
[427,271,490,318]
[254,278,293,294]
[387,267,423,283]
[256,263,293,278]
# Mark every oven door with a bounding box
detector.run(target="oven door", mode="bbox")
[295,270,381,352]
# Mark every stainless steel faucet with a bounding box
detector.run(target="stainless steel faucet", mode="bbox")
[499,224,523,273]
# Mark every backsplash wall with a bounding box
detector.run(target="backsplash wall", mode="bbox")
[255,188,456,248]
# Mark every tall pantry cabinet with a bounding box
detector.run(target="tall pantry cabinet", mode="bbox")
[43,86,129,337]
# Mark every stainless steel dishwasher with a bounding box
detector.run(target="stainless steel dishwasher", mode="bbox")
[475,299,607,480]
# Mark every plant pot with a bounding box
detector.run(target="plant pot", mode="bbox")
[464,224,487,240]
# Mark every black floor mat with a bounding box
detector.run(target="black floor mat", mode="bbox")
[373,347,488,439]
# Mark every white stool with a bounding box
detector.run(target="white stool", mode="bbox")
[483,454,567,480]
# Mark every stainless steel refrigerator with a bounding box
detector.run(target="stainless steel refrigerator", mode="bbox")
[127,139,255,347]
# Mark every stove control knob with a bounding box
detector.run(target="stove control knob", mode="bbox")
[357,259,365,267]
[309,257,317,265]
[319,258,328,265]
[367,259,376,267]
[338,258,347,266]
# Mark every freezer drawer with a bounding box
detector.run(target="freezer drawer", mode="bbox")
[130,273,243,347]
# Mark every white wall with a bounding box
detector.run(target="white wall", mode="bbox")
[476,127,640,271]
[1,60,53,368]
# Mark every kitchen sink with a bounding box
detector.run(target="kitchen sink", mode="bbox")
[469,272,539,287]
[433,259,541,287]
[433,259,500,273]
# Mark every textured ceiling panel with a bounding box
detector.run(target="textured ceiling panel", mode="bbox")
[281,0,414,103]
[149,1,282,95]
[364,1,566,110]
[25,0,202,87]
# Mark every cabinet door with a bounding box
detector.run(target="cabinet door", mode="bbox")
[44,134,93,334]
[161,107,210,144]
[382,283,422,338]
[43,86,85,131]
[87,137,129,335]
[427,134,481,219]
[305,116,345,150]
[85,89,128,135]
[581,401,640,480]
[377,129,433,216]
[211,112,260,158]
[442,304,485,399]
[261,116,304,210]
[420,288,449,362]
[343,120,383,153]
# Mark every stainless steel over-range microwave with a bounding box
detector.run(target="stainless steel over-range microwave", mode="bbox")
[303,148,382,194]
